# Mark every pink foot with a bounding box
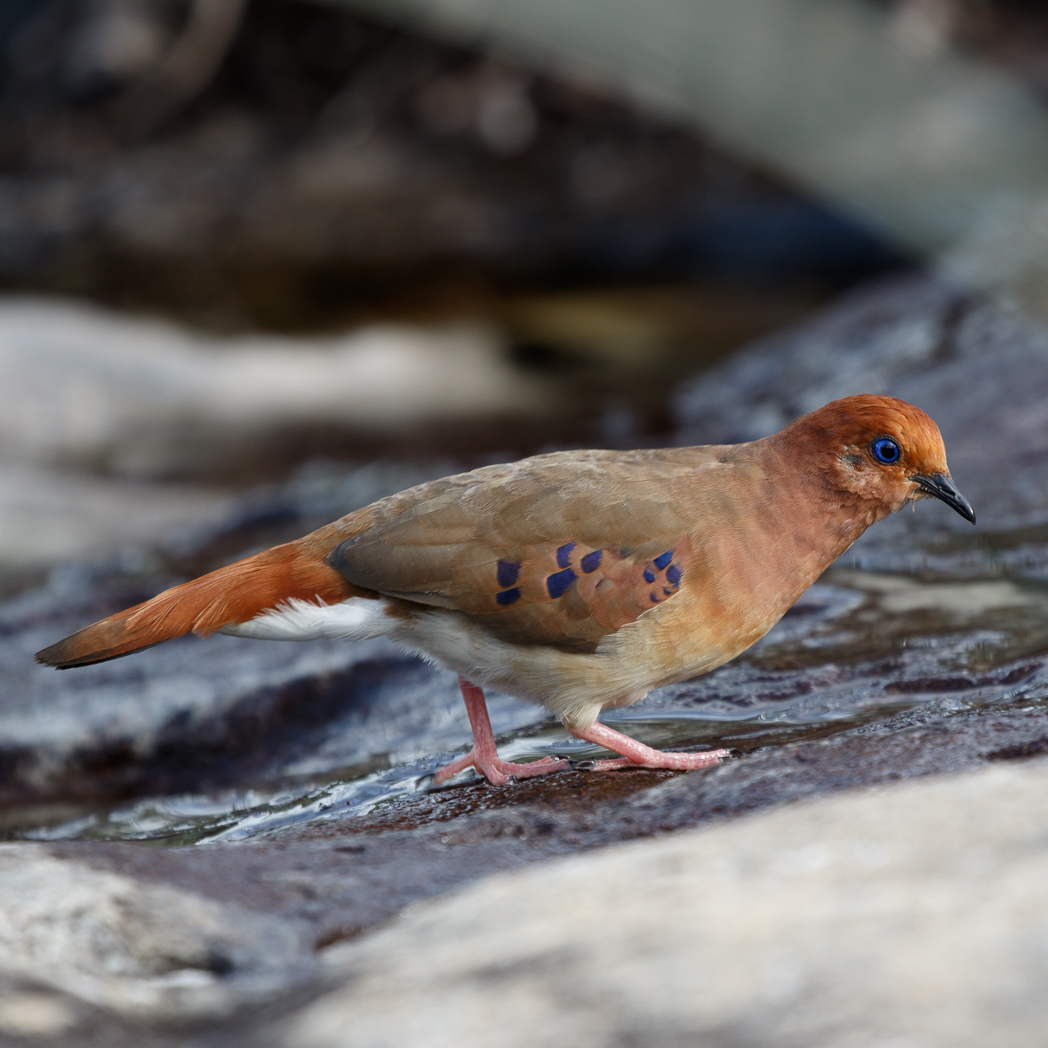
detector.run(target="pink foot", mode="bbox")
[433,678,570,786]
[434,751,568,787]
[569,721,731,772]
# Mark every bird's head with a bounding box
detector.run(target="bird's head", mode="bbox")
[777,394,975,524]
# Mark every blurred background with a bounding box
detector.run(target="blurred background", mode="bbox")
[0,0,942,589]
[6,1,1048,596]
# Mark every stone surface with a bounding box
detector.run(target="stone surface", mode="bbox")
[3,274,1047,822]
[0,455,559,809]
[47,685,1048,962]
[0,845,309,1023]
[0,461,235,571]
[676,275,1045,524]
[285,758,1048,1048]
[0,672,1032,1047]
[0,594,544,807]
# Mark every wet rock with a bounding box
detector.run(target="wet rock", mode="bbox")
[0,601,544,808]
[41,669,1048,980]
[9,673,1035,1023]
[16,572,1048,1040]
[6,276,1048,821]
[676,274,1048,570]
[284,758,1048,1048]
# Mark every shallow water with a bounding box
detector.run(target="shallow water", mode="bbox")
[13,704,908,846]
[12,566,1048,847]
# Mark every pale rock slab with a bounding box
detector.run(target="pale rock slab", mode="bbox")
[286,758,1048,1048]
[0,845,310,1022]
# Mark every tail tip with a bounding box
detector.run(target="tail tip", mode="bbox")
[34,626,128,669]
[35,641,81,669]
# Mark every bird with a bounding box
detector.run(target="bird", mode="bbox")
[35,394,974,786]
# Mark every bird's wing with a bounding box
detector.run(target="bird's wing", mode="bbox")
[35,449,718,668]
[327,452,700,653]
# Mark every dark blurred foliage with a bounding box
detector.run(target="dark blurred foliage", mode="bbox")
[0,0,907,332]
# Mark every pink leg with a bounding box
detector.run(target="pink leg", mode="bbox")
[569,720,731,772]
[433,677,571,786]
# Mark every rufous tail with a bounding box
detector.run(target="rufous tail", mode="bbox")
[35,540,355,669]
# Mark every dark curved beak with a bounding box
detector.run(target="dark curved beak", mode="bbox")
[911,472,976,525]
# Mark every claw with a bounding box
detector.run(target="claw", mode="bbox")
[435,678,571,786]
[434,752,569,786]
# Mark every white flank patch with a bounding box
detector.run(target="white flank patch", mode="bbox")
[221,596,395,642]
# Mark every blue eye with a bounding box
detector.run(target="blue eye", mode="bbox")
[872,438,901,464]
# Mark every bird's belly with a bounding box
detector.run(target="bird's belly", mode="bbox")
[387,600,745,729]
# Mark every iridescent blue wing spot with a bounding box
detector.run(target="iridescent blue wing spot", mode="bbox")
[653,550,674,570]
[497,560,521,587]
[496,587,521,605]
[580,550,602,573]
[546,568,577,599]
[556,542,576,568]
